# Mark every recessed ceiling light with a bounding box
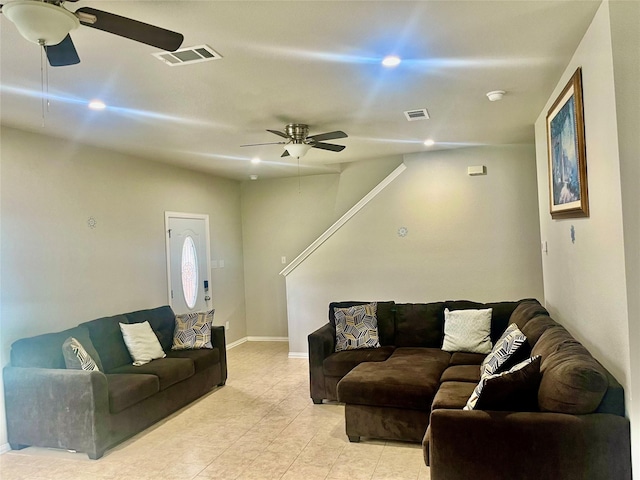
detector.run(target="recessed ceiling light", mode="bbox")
[88,100,106,110]
[251,157,261,164]
[382,55,401,67]
[423,139,435,147]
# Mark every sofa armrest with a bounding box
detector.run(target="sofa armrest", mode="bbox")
[3,366,110,458]
[429,409,631,480]
[211,325,227,385]
[308,323,335,403]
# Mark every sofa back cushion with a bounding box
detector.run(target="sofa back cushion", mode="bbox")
[11,325,103,371]
[444,300,522,344]
[80,314,132,372]
[533,326,609,414]
[520,315,559,348]
[328,301,395,346]
[125,305,176,352]
[510,299,549,331]
[394,303,444,348]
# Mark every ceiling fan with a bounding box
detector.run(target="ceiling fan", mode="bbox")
[0,0,183,67]
[242,124,348,158]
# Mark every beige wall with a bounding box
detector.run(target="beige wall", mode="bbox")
[609,1,640,476]
[240,156,402,338]
[0,126,247,446]
[533,0,637,473]
[285,145,545,354]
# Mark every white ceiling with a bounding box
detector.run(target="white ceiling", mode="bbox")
[0,1,600,180]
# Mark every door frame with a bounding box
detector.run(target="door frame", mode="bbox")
[164,211,213,311]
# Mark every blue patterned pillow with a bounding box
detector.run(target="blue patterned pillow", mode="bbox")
[172,309,214,350]
[481,323,527,376]
[334,303,380,352]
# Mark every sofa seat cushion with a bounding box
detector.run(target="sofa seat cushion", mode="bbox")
[449,352,486,366]
[166,348,220,373]
[337,348,450,410]
[441,365,481,383]
[109,357,195,390]
[106,374,159,413]
[432,381,476,410]
[323,346,395,377]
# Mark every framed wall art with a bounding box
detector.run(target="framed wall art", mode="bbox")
[546,67,589,219]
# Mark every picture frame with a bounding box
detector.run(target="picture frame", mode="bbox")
[546,67,589,219]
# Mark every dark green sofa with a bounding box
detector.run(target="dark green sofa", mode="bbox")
[3,305,227,459]
[308,299,631,479]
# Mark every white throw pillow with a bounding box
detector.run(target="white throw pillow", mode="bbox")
[119,321,166,366]
[442,308,493,354]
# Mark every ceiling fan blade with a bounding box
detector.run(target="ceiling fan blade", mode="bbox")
[75,7,183,51]
[311,142,346,152]
[267,129,290,139]
[45,34,80,67]
[307,131,348,142]
[240,142,286,147]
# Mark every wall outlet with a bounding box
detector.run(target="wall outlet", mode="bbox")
[225,321,230,331]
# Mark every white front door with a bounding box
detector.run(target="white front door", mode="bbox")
[165,212,212,314]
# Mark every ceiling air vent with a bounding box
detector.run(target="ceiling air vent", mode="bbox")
[404,108,430,121]
[153,44,222,66]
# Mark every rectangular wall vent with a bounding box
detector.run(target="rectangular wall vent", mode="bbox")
[404,108,430,121]
[153,44,222,66]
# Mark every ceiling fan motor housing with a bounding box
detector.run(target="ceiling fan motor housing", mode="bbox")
[285,124,310,143]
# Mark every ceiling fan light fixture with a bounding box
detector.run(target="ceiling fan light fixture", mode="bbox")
[4,0,80,46]
[285,143,312,158]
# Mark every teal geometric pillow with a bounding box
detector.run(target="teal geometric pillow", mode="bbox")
[481,323,527,376]
[62,337,100,372]
[334,302,380,352]
[172,309,214,350]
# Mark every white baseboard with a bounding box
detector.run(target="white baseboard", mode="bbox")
[247,336,288,342]
[0,443,11,455]
[227,336,289,349]
[288,352,309,359]
[226,337,248,349]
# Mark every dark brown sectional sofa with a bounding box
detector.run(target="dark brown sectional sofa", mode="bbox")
[308,299,631,480]
[4,305,227,459]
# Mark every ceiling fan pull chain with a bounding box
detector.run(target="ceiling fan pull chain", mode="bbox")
[39,40,46,127]
[45,47,50,114]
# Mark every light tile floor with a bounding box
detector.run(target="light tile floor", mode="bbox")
[0,341,429,479]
